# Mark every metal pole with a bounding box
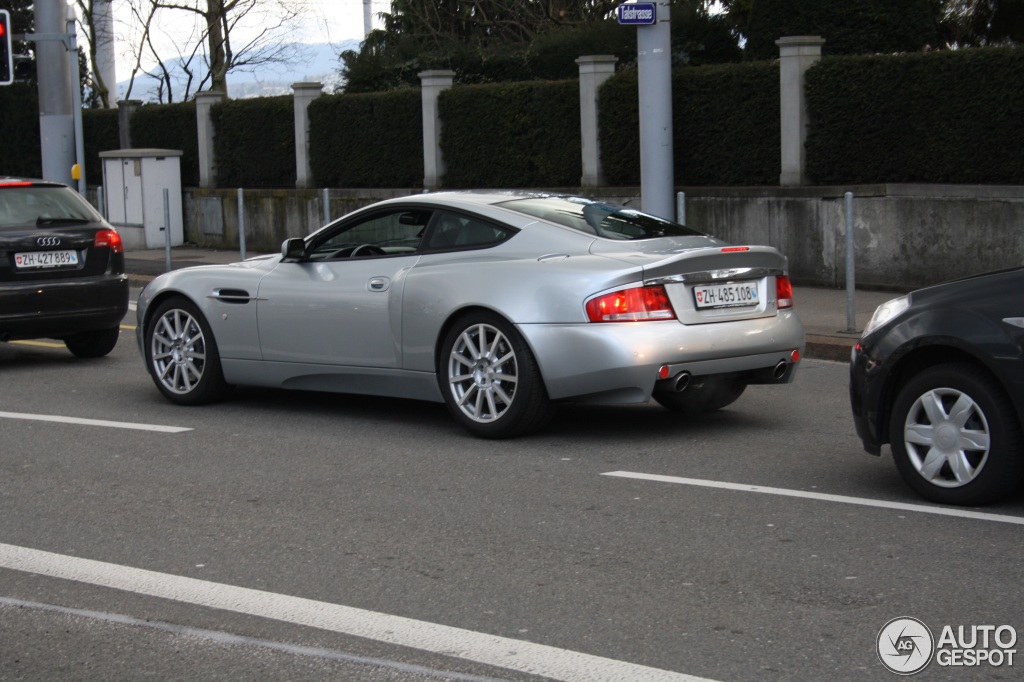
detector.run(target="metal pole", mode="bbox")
[845,191,856,332]
[637,1,674,220]
[163,188,171,272]
[237,188,247,260]
[67,5,85,194]
[676,191,686,225]
[322,188,330,225]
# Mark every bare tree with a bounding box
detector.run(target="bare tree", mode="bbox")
[91,0,311,103]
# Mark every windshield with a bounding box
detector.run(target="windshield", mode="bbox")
[0,185,103,227]
[499,196,704,240]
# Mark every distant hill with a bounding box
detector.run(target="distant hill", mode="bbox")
[117,40,360,102]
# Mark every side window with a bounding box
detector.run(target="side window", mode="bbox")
[424,211,514,251]
[309,209,431,260]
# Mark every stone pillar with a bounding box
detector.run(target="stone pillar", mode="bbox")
[419,70,455,190]
[576,56,617,187]
[292,82,323,189]
[195,90,226,189]
[116,99,142,149]
[776,36,825,186]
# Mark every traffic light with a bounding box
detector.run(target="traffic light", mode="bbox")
[0,10,12,86]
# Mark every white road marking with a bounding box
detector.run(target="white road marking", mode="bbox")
[0,597,507,682]
[602,471,1024,526]
[0,543,713,682]
[0,411,191,433]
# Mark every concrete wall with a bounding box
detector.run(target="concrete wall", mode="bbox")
[179,184,1024,292]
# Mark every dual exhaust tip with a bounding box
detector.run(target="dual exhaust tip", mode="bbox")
[660,359,790,393]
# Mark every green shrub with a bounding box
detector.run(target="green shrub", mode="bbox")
[806,47,1024,184]
[439,80,580,188]
[212,96,295,188]
[309,89,422,188]
[130,101,200,187]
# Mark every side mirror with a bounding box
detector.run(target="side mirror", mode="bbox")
[281,238,306,261]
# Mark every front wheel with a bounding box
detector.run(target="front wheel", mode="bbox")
[439,313,552,438]
[145,297,230,405]
[890,363,1024,505]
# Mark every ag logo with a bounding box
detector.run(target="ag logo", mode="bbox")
[878,617,934,675]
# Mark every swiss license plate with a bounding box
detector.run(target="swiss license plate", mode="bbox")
[14,250,79,269]
[693,282,759,309]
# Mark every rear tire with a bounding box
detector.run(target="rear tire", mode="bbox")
[145,297,230,406]
[653,374,746,413]
[890,363,1024,505]
[64,326,120,358]
[439,312,552,438]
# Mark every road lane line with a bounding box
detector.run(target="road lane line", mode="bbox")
[0,543,714,682]
[0,411,191,433]
[602,471,1024,526]
[10,340,64,348]
[0,597,507,682]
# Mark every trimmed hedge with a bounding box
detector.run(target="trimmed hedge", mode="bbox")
[212,96,295,188]
[439,80,581,188]
[805,47,1024,184]
[600,62,780,186]
[130,101,200,187]
[83,107,119,185]
[309,89,422,188]
[0,83,42,178]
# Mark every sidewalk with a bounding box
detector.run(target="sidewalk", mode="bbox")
[125,246,902,363]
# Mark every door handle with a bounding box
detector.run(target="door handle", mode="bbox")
[367,277,390,292]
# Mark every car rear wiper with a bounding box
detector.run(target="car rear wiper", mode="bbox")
[36,217,92,226]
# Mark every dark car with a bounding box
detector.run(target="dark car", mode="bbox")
[850,268,1024,505]
[0,178,129,357]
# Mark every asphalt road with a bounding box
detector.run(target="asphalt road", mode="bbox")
[1,299,1022,681]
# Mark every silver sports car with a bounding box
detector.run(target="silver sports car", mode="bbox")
[137,192,804,437]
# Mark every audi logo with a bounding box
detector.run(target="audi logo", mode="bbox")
[36,237,61,247]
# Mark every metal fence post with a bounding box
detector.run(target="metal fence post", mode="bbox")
[845,191,856,333]
[237,188,247,261]
[676,192,686,225]
[323,188,330,225]
[163,188,171,272]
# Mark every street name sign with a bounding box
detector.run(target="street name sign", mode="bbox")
[617,3,657,25]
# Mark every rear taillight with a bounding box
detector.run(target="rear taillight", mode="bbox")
[776,275,793,309]
[586,285,676,322]
[94,229,123,253]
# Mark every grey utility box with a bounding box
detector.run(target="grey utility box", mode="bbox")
[99,149,184,250]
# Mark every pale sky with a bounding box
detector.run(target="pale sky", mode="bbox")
[105,0,384,78]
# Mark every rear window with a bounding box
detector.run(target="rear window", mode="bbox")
[0,185,102,227]
[499,196,704,240]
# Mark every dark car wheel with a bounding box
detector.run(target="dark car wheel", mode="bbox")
[146,297,230,406]
[890,363,1024,505]
[653,374,747,413]
[64,326,120,358]
[440,312,552,438]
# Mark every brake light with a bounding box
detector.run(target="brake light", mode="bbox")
[586,285,676,322]
[94,229,123,253]
[0,181,34,188]
[776,275,793,309]
[721,246,750,252]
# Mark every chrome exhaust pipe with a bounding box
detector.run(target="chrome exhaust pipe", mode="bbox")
[674,371,691,392]
[772,360,788,380]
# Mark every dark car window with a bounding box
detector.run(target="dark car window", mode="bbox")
[424,211,514,251]
[308,209,431,260]
[499,196,704,240]
[0,184,102,227]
